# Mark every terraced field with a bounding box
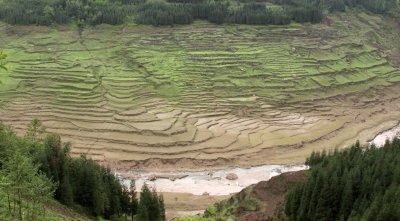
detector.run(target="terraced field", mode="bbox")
[1,13,400,171]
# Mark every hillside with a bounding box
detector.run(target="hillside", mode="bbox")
[0,193,92,221]
[1,12,400,172]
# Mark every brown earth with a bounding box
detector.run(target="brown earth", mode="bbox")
[204,171,307,221]
[238,171,306,221]
[163,192,230,220]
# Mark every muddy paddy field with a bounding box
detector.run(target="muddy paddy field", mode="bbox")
[1,12,400,219]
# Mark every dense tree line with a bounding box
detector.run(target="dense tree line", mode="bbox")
[285,140,400,221]
[135,0,400,25]
[328,0,400,15]
[0,120,166,220]
[0,0,136,26]
[232,3,291,25]
[135,0,320,26]
[270,0,400,15]
[1,0,399,27]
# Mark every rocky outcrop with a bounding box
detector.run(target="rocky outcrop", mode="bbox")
[226,173,238,180]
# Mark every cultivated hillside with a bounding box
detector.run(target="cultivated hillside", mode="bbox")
[1,12,400,170]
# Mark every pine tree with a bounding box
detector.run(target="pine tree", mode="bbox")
[138,184,152,221]
[130,179,138,221]
[159,194,166,221]
[285,139,400,221]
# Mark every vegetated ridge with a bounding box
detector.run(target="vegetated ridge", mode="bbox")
[0,120,166,221]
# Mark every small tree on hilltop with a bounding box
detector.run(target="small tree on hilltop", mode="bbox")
[27,118,46,141]
[0,50,6,71]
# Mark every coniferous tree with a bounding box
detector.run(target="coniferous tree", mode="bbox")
[130,179,139,221]
[137,183,165,221]
[285,139,400,221]
[159,194,166,221]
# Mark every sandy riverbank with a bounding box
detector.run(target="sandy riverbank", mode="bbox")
[120,164,307,196]
[370,124,400,147]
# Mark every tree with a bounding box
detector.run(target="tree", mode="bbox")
[285,140,400,221]
[0,51,6,71]
[130,179,138,221]
[41,134,73,206]
[137,183,165,221]
[159,194,166,221]
[138,184,153,221]
[0,121,130,219]
[1,150,54,220]
[26,118,46,141]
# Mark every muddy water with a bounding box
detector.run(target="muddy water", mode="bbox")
[120,164,307,196]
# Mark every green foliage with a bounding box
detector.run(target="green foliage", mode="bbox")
[0,127,54,220]
[285,139,400,221]
[232,3,291,25]
[0,120,142,220]
[135,0,316,26]
[0,51,6,71]
[0,0,134,26]
[0,0,398,26]
[137,184,165,221]
[26,118,46,141]
[135,1,193,26]
[129,179,139,221]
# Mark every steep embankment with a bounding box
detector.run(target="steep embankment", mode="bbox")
[1,12,400,171]
[174,171,306,221]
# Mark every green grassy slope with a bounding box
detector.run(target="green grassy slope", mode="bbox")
[0,191,92,221]
[1,13,398,109]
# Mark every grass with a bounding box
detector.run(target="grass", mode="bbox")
[175,187,261,221]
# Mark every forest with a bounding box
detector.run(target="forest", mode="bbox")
[0,0,398,26]
[0,120,166,221]
[285,140,400,221]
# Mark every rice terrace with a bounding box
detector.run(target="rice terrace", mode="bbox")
[1,12,400,173]
[1,0,400,219]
